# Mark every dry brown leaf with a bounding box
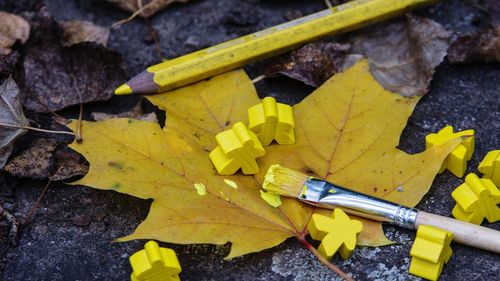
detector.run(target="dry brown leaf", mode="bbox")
[262,42,351,87]
[0,12,30,55]
[4,138,88,180]
[107,0,190,17]
[91,102,158,123]
[0,78,28,169]
[60,20,110,47]
[448,26,500,64]
[4,139,58,179]
[51,146,89,181]
[348,15,451,96]
[21,11,127,112]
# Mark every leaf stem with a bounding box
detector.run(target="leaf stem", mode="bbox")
[297,237,354,281]
[76,103,83,143]
[0,122,75,136]
[251,74,267,84]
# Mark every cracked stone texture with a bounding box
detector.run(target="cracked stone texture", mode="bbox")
[0,0,499,280]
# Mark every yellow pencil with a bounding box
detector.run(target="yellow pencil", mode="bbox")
[115,0,437,95]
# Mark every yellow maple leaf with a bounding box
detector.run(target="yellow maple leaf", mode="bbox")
[67,60,460,258]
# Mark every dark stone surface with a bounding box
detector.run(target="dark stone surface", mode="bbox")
[1,0,499,280]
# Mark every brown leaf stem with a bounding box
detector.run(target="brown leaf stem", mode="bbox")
[251,74,267,84]
[297,237,354,281]
[76,103,83,143]
[0,202,19,246]
[145,18,164,59]
[0,122,75,136]
[23,179,52,226]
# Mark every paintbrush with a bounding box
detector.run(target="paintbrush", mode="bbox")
[263,164,500,254]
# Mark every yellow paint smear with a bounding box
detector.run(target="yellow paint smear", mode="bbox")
[260,190,282,208]
[224,179,238,189]
[194,183,207,196]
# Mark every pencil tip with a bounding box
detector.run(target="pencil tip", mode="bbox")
[115,84,132,95]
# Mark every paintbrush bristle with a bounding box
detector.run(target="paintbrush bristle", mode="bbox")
[262,164,310,198]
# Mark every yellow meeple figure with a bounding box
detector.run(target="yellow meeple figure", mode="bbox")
[130,241,181,281]
[248,97,295,146]
[425,126,474,178]
[451,173,500,224]
[478,150,500,186]
[409,225,453,281]
[307,208,363,260]
[209,121,265,175]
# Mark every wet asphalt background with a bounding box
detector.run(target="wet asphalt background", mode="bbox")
[0,0,499,280]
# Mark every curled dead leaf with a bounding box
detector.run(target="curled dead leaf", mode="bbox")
[4,138,88,180]
[0,78,28,169]
[51,146,89,181]
[448,26,500,64]
[4,139,58,179]
[348,15,451,96]
[0,11,30,55]
[261,42,351,87]
[60,20,110,47]
[91,102,158,123]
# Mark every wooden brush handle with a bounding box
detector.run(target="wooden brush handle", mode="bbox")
[415,211,500,254]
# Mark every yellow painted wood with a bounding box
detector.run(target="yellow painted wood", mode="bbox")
[425,125,475,178]
[307,209,363,260]
[248,97,295,145]
[479,150,500,186]
[451,173,500,224]
[130,241,181,281]
[209,121,265,175]
[409,225,452,281]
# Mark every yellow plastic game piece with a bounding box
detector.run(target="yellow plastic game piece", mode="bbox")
[307,208,363,260]
[425,126,474,178]
[451,173,500,224]
[478,150,500,186]
[409,225,453,281]
[248,97,295,145]
[130,241,181,281]
[209,121,265,175]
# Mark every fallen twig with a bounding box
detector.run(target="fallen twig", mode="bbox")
[297,237,354,281]
[111,0,158,28]
[23,179,52,227]
[145,18,165,59]
[0,203,19,246]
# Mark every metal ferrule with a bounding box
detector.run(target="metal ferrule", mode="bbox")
[300,179,418,229]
